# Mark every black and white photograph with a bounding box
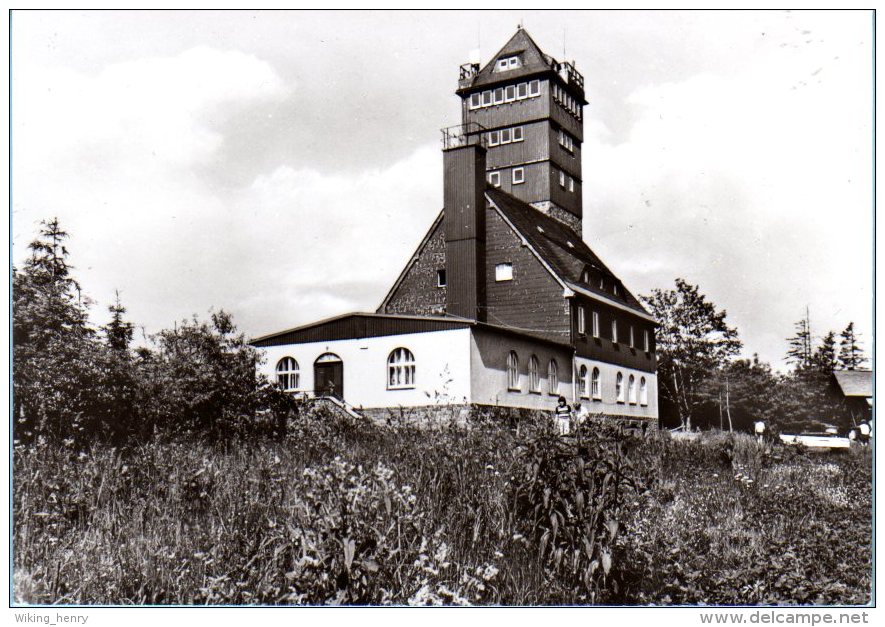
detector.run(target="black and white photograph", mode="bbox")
[8,8,876,618]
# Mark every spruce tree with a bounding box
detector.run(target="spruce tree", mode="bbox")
[813,331,838,374]
[838,322,867,370]
[785,310,813,371]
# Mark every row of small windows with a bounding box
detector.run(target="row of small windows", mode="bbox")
[576,305,651,352]
[488,167,525,187]
[275,348,417,392]
[576,366,649,406]
[552,83,583,121]
[557,168,576,193]
[487,125,524,146]
[507,351,560,395]
[559,129,576,153]
[469,80,542,109]
[580,267,624,300]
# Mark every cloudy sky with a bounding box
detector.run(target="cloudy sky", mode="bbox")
[11,9,873,368]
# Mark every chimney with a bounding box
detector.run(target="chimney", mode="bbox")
[442,123,487,321]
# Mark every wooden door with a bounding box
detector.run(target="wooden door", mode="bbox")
[314,356,344,400]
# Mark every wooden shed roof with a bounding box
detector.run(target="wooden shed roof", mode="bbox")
[833,370,873,398]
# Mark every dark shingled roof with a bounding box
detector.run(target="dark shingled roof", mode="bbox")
[458,28,584,101]
[833,370,873,398]
[486,186,651,319]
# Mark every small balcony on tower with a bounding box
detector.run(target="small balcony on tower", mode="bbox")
[441,122,487,151]
[556,61,584,91]
[459,62,480,89]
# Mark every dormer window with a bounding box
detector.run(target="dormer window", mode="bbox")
[496,55,521,71]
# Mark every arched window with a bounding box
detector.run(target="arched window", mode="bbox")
[529,355,540,393]
[628,374,637,404]
[507,351,520,390]
[548,359,559,395]
[387,348,416,389]
[591,367,601,400]
[578,365,588,398]
[640,377,648,406]
[276,357,300,392]
[616,372,625,403]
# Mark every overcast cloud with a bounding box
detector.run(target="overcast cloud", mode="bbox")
[11,10,873,368]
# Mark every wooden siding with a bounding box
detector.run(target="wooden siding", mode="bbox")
[444,144,487,320]
[464,86,549,130]
[484,207,571,344]
[572,297,657,373]
[382,217,447,316]
[548,124,582,180]
[485,121,547,171]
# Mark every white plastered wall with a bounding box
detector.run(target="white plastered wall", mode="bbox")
[469,328,574,411]
[256,328,472,409]
[573,356,658,420]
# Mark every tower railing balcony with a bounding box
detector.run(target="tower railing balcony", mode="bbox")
[441,122,488,151]
[556,61,584,91]
[459,62,480,88]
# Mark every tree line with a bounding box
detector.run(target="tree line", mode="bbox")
[12,219,297,444]
[642,279,867,433]
[12,219,869,442]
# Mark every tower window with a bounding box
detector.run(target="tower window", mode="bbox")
[529,79,540,96]
[512,126,524,141]
[630,325,635,349]
[612,320,619,344]
[495,262,513,282]
[591,367,601,400]
[496,55,521,71]
[569,177,575,192]
[559,169,566,188]
[592,311,600,338]
[494,87,504,104]
[501,128,511,144]
[577,305,586,336]
[488,171,501,187]
[470,93,481,109]
[517,83,527,99]
[512,167,525,184]
[616,372,625,403]
[505,85,516,102]
[644,329,651,353]
[436,269,446,287]
[489,130,500,146]
[482,90,492,106]
[640,377,648,406]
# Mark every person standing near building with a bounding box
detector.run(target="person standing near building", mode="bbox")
[554,396,572,436]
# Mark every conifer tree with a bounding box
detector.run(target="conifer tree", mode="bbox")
[812,330,838,374]
[837,322,867,370]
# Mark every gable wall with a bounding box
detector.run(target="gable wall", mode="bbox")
[382,218,447,316]
[484,207,571,343]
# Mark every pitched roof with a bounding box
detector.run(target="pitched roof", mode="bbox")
[486,187,653,321]
[250,311,571,349]
[833,370,873,398]
[458,27,586,99]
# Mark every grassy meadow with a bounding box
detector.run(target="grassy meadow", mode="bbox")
[12,408,873,606]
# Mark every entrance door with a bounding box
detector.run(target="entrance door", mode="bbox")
[314,353,344,400]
